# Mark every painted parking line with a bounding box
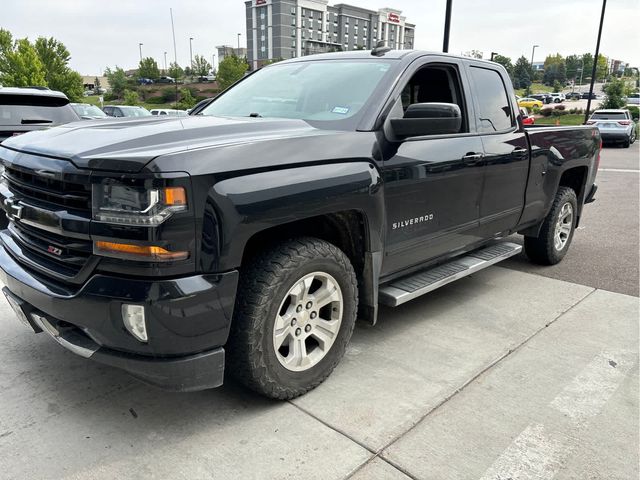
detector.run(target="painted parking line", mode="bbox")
[598,168,640,173]
[479,350,635,480]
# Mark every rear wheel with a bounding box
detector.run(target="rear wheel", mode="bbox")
[227,237,358,399]
[524,187,578,265]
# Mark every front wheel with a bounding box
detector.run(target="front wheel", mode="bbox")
[524,187,578,265]
[227,237,358,399]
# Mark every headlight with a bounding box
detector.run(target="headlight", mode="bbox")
[92,182,187,226]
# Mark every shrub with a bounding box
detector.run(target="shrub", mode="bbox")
[103,92,118,102]
[628,105,639,121]
[161,87,177,102]
[551,109,568,116]
[123,89,139,105]
[554,104,566,111]
[540,108,553,117]
[145,96,166,105]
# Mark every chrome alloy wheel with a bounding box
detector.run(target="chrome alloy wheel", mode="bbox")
[273,272,343,372]
[554,202,573,251]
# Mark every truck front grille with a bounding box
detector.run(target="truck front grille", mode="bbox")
[4,165,91,212]
[8,222,92,278]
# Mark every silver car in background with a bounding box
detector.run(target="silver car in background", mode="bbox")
[587,109,637,148]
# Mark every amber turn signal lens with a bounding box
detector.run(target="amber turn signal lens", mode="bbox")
[164,187,187,207]
[94,241,188,261]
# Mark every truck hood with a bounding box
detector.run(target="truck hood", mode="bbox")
[0,116,331,172]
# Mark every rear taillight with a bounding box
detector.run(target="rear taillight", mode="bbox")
[618,120,631,125]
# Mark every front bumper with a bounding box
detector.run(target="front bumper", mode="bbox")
[0,237,239,391]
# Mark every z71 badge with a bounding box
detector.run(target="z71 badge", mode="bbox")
[392,214,434,230]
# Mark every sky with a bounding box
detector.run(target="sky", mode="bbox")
[1,0,639,75]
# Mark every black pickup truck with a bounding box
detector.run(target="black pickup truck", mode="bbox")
[0,50,600,398]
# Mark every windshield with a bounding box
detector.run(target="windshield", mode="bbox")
[120,107,151,117]
[72,104,107,118]
[201,60,395,128]
[0,94,78,126]
[591,112,627,120]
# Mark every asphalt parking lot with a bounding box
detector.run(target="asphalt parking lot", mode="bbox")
[0,145,638,480]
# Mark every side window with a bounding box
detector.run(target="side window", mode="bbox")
[399,64,468,134]
[469,66,514,133]
[103,107,112,116]
[114,108,123,117]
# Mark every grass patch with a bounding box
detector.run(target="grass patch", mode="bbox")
[535,114,586,126]
[515,83,555,97]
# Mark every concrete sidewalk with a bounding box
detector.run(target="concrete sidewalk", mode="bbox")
[0,267,637,480]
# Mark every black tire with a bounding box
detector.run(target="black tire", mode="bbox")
[227,237,358,399]
[623,137,631,148]
[524,187,578,265]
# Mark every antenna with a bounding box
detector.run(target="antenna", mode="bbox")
[371,40,391,57]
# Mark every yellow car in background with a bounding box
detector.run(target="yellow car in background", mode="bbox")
[518,98,544,109]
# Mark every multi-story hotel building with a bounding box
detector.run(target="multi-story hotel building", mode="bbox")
[245,0,415,70]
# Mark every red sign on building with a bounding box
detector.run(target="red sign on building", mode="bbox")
[256,0,267,5]
[388,12,400,23]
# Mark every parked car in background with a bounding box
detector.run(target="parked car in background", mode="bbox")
[0,87,79,143]
[549,93,565,103]
[530,93,552,104]
[71,103,108,120]
[156,76,176,84]
[150,108,188,117]
[137,78,154,85]
[581,92,598,100]
[587,109,637,147]
[626,93,640,105]
[520,107,535,125]
[102,105,152,117]
[518,97,543,109]
[566,92,581,100]
[198,75,216,82]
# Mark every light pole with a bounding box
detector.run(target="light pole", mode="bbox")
[138,43,143,62]
[189,37,194,69]
[530,44,539,76]
[237,33,242,52]
[163,51,167,73]
[490,52,498,62]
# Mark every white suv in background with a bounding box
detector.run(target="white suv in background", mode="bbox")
[549,93,565,103]
[587,109,637,148]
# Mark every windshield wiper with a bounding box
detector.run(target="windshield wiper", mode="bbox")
[21,118,53,124]
[248,112,262,118]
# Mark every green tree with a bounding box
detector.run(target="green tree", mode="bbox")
[492,54,513,75]
[192,55,212,77]
[33,37,84,101]
[177,88,197,109]
[138,57,160,80]
[0,38,47,87]
[581,53,594,81]
[216,55,248,90]
[543,54,566,86]
[512,56,531,90]
[601,78,627,109]
[595,54,608,81]
[94,76,101,92]
[168,61,183,81]
[565,54,580,80]
[104,66,127,98]
[123,89,139,105]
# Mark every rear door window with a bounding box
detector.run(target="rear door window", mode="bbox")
[469,67,514,133]
[0,94,78,126]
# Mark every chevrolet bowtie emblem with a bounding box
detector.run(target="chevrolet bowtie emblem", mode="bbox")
[4,198,23,220]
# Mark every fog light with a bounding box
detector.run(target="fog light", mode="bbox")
[122,304,148,342]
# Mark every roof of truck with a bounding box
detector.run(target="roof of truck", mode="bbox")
[0,86,68,99]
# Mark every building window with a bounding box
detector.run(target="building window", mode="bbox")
[291,6,296,14]
[301,8,305,16]
[301,30,305,38]
[291,28,296,36]
[345,25,349,33]
[292,39,296,47]
[355,19,359,26]
[261,35,265,41]
[291,17,296,25]
[261,46,265,52]
[260,12,265,20]
[261,24,265,30]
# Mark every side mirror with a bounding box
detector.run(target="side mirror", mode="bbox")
[390,103,462,138]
